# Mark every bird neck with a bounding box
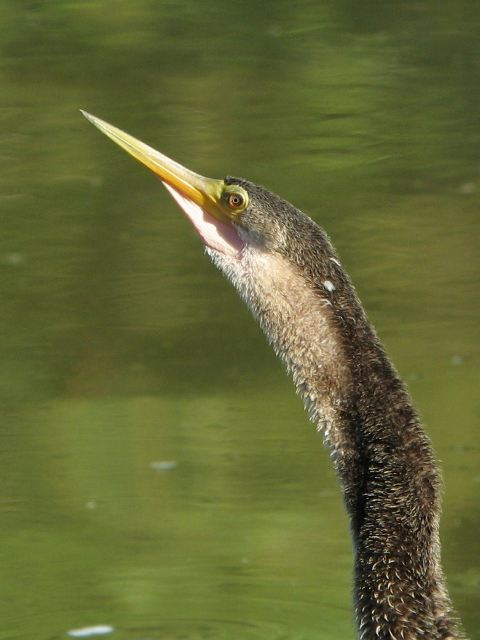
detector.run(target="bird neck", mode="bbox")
[221,248,463,639]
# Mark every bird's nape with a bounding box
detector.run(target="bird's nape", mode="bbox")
[82,112,466,640]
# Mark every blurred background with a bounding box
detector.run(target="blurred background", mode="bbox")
[0,1,479,639]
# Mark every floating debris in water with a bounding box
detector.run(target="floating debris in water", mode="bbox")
[150,460,177,472]
[3,252,24,266]
[450,355,464,366]
[85,500,97,510]
[459,182,476,195]
[67,625,114,638]
[89,176,103,188]
[318,489,335,498]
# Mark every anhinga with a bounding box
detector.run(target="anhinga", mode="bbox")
[82,111,465,640]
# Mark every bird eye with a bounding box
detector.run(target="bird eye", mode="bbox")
[227,192,245,210]
[223,186,248,216]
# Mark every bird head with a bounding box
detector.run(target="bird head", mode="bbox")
[81,112,354,442]
[80,112,325,269]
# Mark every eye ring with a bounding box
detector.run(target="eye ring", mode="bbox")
[227,192,245,210]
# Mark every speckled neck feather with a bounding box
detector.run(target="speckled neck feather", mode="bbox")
[207,197,464,639]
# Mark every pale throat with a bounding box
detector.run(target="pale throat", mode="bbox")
[162,182,245,258]
[210,247,352,445]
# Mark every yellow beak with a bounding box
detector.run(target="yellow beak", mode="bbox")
[80,110,225,218]
[81,111,246,258]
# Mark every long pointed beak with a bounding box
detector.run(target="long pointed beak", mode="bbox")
[81,111,245,258]
[80,110,224,215]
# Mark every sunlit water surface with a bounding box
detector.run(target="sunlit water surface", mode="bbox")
[0,2,479,639]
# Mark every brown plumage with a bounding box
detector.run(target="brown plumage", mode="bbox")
[206,177,465,640]
[82,113,466,640]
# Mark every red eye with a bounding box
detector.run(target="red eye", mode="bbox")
[228,193,245,209]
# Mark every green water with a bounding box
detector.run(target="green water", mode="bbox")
[1,2,479,638]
